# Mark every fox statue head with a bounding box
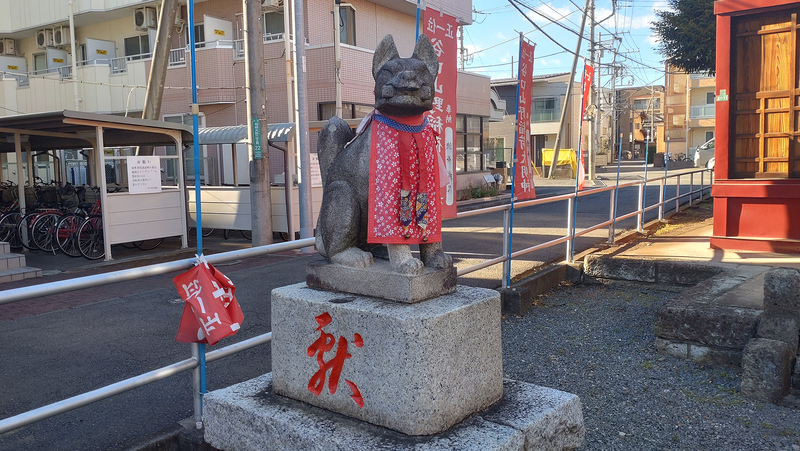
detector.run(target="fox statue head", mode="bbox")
[372,34,440,117]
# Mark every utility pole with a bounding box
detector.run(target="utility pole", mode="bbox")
[244,0,273,245]
[548,0,591,179]
[295,0,315,247]
[587,0,596,181]
[459,26,465,70]
[139,0,179,156]
[333,0,342,118]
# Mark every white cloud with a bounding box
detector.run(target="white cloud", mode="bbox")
[630,13,657,30]
[646,34,660,46]
[539,58,562,67]
[495,31,506,40]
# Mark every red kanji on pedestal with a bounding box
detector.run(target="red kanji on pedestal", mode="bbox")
[307,313,365,408]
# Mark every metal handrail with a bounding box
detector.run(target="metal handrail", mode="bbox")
[0,167,713,435]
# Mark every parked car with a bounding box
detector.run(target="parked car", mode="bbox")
[706,157,715,170]
[692,137,715,168]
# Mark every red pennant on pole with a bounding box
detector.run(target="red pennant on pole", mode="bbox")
[173,257,243,346]
[577,63,594,191]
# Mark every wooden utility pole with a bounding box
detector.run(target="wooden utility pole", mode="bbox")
[547,0,591,178]
[244,0,273,245]
[139,0,180,156]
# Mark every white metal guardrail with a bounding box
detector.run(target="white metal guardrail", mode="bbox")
[0,168,712,435]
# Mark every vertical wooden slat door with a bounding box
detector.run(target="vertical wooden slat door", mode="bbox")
[732,10,800,178]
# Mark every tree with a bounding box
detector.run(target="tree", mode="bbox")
[652,0,716,75]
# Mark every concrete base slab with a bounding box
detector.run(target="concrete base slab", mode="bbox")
[203,373,585,451]
[306,259,457,303]
[271,283,503,435]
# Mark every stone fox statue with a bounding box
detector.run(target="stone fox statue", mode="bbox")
[315,34,453,275]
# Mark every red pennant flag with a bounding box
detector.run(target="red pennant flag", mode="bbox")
[173,257,243,346]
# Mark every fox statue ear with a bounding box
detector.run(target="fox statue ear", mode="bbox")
[373,35,400,79]
[412,34,440,80]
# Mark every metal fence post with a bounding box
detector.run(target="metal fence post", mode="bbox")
[502,208,511,288]
[675,174,680,213]
[658,177,665,221]
[566,197,574,261]
[637,183,644,232]
[607,188,616,244]
[191,343,203,428]
[689,173,694,207]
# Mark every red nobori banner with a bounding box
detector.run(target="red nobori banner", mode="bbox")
[581,63,595,117]
[513,38,536,201]
[423,7,458,218]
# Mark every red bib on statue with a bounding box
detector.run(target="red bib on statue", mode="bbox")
[367,114,442,245]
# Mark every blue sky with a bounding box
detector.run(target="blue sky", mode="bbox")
[462,0,670,88]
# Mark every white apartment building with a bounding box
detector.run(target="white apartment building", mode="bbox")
[0,0,497,191]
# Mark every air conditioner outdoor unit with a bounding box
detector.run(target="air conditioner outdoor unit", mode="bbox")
[134,7,158,30]
[36,29,54,48]
[53,26,71,46]
[0,38,15,55]
[262,0,283,11]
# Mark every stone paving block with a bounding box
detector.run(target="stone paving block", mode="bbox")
[306,259,456,303]
[499,287,531,316]
[757,313,799,356]
[271,283,503,436]
[656,301,761,349]
[204,373,584,451]
[741,338,793,403]
[656,261,725,286]
[763,267,800,319]
[583,256,655,283]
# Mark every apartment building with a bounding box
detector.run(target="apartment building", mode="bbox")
[616,85,665,158]
[663,64,716,158]
[0,0,494,190]
[488,73,582,173]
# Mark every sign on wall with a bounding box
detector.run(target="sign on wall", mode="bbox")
[127,156,162,194]
[422,7,458,218]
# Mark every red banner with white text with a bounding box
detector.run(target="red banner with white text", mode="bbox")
[513,38,536,200]
[423,8,458,218]
[577,63,594,190]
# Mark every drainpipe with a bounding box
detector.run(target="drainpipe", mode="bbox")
[333,0,342,118]
[68,0,81,111]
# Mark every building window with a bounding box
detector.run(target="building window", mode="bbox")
[337,5,356,46]
[705,130,714,142]
[531,97,557,122]
[633,98,661,110]
[264,11,285,41]
[318,102,372,121]
[33,53,47,72]
[455,115,490,172]
[190,24,205,48]
[124,35,150,59]
[706,92,715,104]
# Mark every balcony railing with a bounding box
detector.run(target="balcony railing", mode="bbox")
[169,47,187,67]
[690,104,715,118]
[690,72,714,79]
[531,110,557,122]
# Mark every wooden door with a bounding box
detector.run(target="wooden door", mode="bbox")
[732,10,800,178]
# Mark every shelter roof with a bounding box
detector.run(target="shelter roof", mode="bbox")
[197,123,295,145]
[0,110,193,153]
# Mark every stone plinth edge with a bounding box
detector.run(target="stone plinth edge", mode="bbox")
[306,259,456,303]
[203,373,585,451]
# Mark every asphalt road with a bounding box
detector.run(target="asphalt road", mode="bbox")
[0,171,709,451]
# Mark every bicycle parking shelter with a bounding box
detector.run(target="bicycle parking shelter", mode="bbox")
[0,110,193,260]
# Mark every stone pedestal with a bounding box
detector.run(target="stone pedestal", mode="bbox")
[203,373,585,451]
[271,283,503,435]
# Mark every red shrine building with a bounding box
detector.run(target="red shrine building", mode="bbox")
[712,0,800,253]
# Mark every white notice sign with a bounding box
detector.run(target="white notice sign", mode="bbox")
[127,156,162,194]
[309,153,323,187]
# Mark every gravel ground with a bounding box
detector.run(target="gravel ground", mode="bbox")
[501,281,800,451]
